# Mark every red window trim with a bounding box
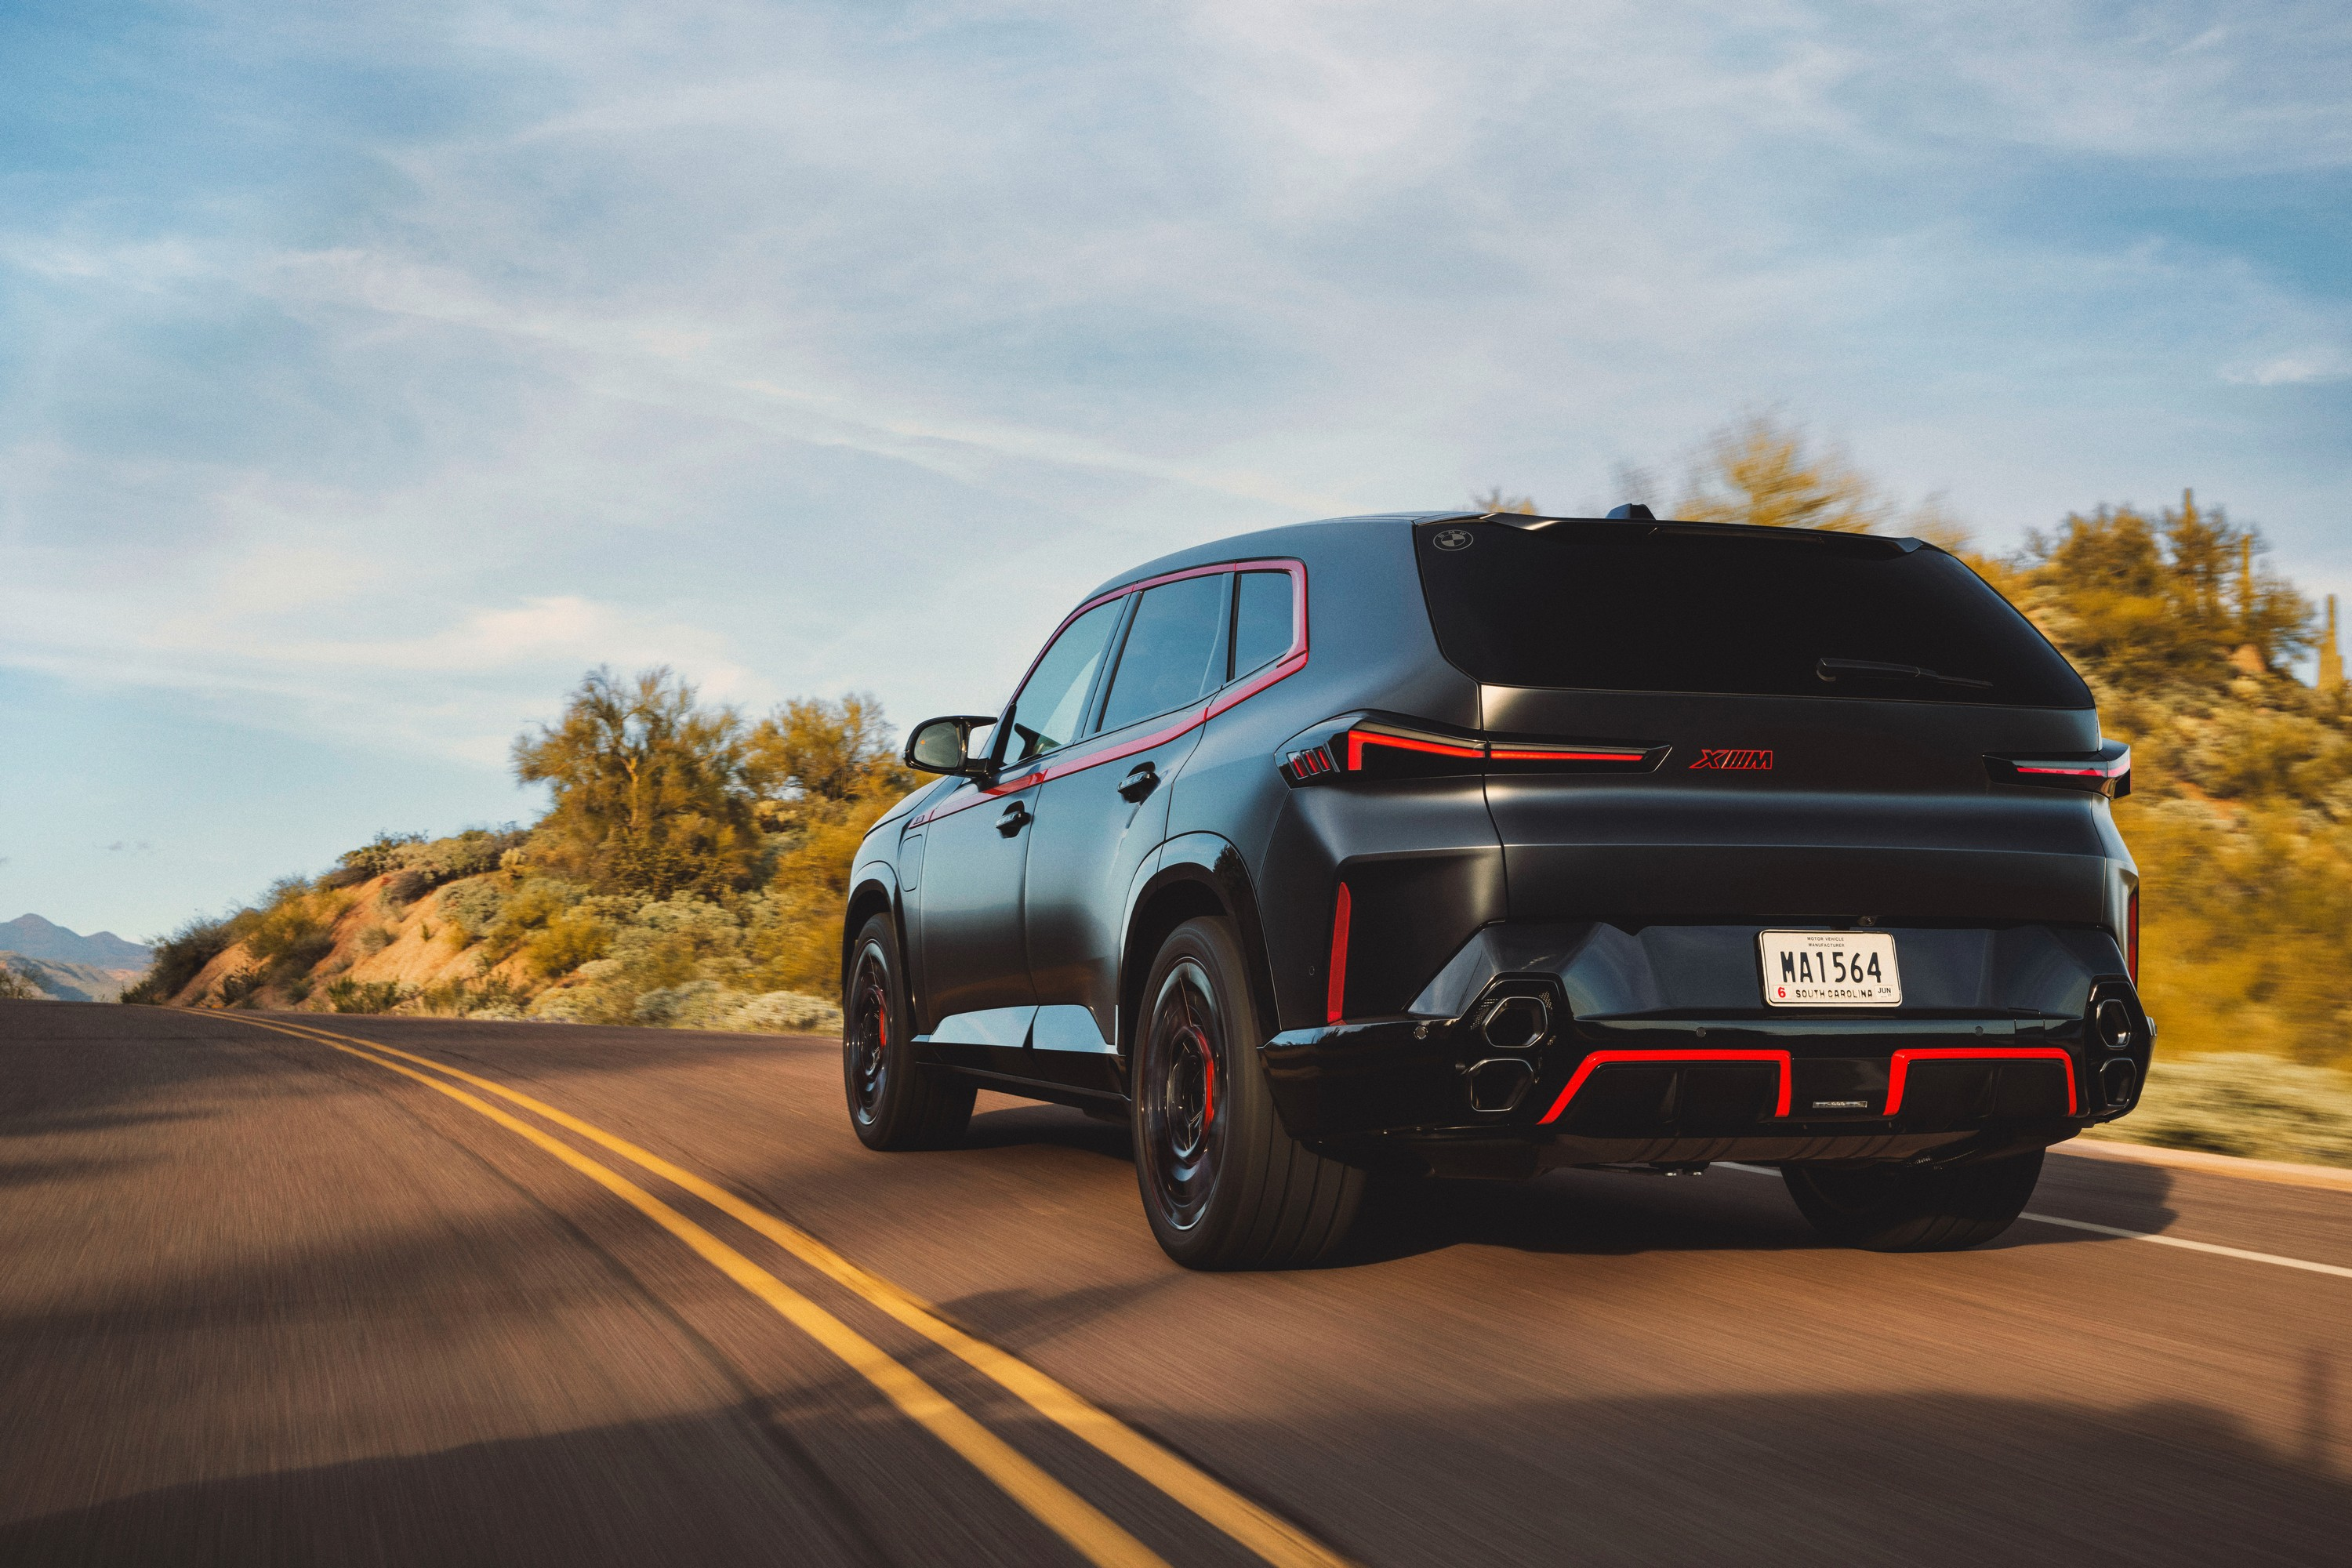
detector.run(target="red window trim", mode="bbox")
[1537,1049,1794,1125]
[908,558,1308,829]
[1883,1047,2077,1116]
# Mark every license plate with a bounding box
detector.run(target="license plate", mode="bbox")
[1759,930,1901,1007]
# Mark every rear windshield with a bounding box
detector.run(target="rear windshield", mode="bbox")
[1416,519,2090,708]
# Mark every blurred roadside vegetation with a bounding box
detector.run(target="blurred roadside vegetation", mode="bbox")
[122,683,913,1037]
[122,416,2352,1160]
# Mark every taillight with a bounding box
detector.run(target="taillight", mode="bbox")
[2127,886,2140,984]
[1279,714,1665,784]
[1326,883,1352,1024]
[1987,742,2131,797]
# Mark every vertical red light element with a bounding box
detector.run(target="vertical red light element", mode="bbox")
[1326,883,1352,1025]
[2127,887,2140,985]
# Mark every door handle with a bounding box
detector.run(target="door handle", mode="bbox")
[1117,761,1159,802]
[996,800,1032,836]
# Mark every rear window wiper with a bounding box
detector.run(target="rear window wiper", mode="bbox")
[1816,656,1993,691]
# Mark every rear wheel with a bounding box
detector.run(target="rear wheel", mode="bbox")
[1133,916,1368,1269]
[1783,1149,2044,1251]
[843,913,974,1150]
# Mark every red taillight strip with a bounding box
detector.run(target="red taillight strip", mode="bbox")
[1325,884,1352,1025]
[1491,748,1649,763]
[2016,764,2113,778]
[2126,887,2140,985]
[1345,730,1484,769]
[1883,1047,2076,1116]
[1537,1049,1794,1125]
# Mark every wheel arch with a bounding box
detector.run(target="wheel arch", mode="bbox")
[1120,833,1280,1062]
[842,866,902,1011]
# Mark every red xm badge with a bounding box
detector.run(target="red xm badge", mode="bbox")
[1690,749,1773,771]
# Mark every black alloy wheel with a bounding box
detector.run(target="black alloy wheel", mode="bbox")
[1138,956,1227,1235]
[1131,916,1370,1269]
[841,913,974,1151]
[846,944,893,1130]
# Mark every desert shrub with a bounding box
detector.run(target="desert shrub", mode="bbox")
[355,924,394,955]
[721,989,843,1035]
[470,877,609,976]
[334,831,426,882]
[522,907,612,978]
[399,827,525,884]
[1,964,43,1001]
[626,982,842,1034]
[123,913,241,1004]
[384,869,434,905]
[217,968,267,1007]
[405,975,526,1018]
[2089,1053,2352,1167]
[632,978,734,1028]
[326,978,405,1014]
[438,877,510,941]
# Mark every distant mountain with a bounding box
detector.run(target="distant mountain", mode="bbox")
[0,915,152,968]
[2,954,142,1004]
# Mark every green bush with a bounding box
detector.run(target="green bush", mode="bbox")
[325,978,405,1014]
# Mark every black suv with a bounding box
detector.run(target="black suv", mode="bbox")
[841,510,2148,1268]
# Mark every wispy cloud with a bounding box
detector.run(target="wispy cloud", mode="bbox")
[3,0,2350,927]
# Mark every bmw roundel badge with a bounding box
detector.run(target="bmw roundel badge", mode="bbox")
[1433,528,1475,550]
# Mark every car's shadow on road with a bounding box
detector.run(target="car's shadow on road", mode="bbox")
[960,1103,2180,1265]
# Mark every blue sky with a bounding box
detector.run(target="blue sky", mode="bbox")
[4,0,2349,941]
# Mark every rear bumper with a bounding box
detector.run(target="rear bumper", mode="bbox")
[1259,920,2150,1173]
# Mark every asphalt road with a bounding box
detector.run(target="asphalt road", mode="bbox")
[4,1001,2348,1566]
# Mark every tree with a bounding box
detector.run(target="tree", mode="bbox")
[746,693,913,808]
[1678,414,1888,533]
[513,667,763,898]
[2022,491,2311,688]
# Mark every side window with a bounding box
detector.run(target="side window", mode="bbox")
[1003,598,1123,766]
[1229,570,1294,681]
[1098,574,1228,733]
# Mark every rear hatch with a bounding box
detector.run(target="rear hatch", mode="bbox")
[1414,516,2118,927]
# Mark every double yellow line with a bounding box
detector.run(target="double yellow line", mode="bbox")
[232,1015,1349,1568]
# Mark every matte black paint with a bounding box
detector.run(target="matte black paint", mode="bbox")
[848,512,2146,1174]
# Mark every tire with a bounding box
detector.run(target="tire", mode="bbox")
[843,913,975,1150]
[1782,1149,2045,1252]
[1131,916,1369,1269]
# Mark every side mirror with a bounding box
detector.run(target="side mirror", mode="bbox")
[904,715,999,778]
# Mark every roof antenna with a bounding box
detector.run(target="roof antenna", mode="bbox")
[1605,503,1656,520]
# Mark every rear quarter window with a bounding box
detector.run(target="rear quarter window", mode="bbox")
[1415,519,2090,708]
